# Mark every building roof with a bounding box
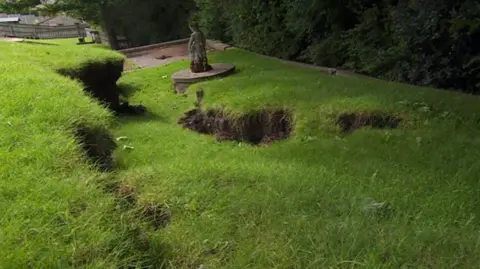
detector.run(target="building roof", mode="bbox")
[38,15,83,26]
[0,14,85,26]
[0,17,20,23]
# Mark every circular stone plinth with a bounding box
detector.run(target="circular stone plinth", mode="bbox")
[171,63,235,93]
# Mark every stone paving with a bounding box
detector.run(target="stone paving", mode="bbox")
[126,43,190,69]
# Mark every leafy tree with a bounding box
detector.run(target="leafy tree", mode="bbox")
[110,0,195,46]
[196,0,480,93]
[41,0,120,49]
[2,0,194,49]
[0,0,41,13]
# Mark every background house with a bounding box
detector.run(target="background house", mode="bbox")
[0,17,20,24]
[0,13,88,39]
[37,15,84,26]
[0,13,85,26]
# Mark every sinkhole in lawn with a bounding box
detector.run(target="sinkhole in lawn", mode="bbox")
[75,125,117,171]
[178,108,293,145]
[337,112,402,133]
[138,204,171,230]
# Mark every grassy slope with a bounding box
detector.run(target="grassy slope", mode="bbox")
[117,49,480,268]
[0,41,157,268]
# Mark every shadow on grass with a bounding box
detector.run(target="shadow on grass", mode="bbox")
[21,40,59,46]
[116,83,168,123]
[117,110,169,124]
[118,82,142,98]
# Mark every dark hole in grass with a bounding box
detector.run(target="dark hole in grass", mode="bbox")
[59,61,123,111]
[69,201,88,217]
[115,101,147,116]
[139,204,171,230]
[99,178,137,206]
[58,62,146,116]
[178,108,293,145]
[117,183,138,206]
[337,112,402,133]
[75,125,117,171]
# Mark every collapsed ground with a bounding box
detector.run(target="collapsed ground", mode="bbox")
[0,40,162,268]
[116,49,480,268]
[2,40,480,268]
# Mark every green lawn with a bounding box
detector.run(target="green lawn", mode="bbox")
[0,40,161,268]
[2,39,480,268]
[117,49,480,268]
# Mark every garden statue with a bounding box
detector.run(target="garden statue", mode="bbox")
[188,23,212,73]
[171,22,235,94]
[195,88,204,109]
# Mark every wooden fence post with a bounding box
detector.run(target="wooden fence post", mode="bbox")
[9,25,15,37]
[33,25,38,39]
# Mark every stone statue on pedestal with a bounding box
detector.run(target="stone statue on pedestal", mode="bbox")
[188,23,212,73]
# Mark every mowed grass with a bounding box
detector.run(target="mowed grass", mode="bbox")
[116,49,480,268]
[0,40,164,267]
[3,38,480,268]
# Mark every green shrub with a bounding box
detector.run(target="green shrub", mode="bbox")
[196,0,480,93]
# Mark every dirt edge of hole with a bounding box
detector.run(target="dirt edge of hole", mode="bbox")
[74,124,117,171]
[58,60,146,115]
[337,112,403,133]
[137,203,172,231]
[178,108,293,145]
[58,60,123,111]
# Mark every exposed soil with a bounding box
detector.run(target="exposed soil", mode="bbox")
[337,112,402,133]
[58,61,146,116]
[178,108,293,145]
[62,62,146,172]
[139,204,171,230]
[117,183,138,205]
[58,61,124,111]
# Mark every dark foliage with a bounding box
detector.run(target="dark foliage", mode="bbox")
[110,0,196,47]
[26,0,195,48]
[196,0,480,93]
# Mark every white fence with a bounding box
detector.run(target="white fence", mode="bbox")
[0,23,87,39]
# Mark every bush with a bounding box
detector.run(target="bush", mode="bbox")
[111,0,196,46]
[196,0,480,93]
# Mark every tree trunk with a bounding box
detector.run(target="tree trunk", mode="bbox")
[99,2,119,50]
